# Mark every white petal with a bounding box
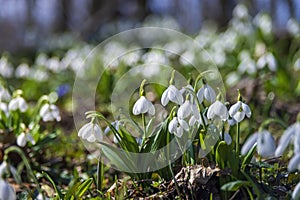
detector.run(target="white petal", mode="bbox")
[93,124,103,142]
[132,96,145,115]
[214,101,229,120]
[168,85,184,105]
[148,103,155,116]
[233,111,245,123]
[224,132,232,145]
[288,154,300,172]
[175,126,184,138]
[196,87,204,104]
[18,97,28,112]
[178,100,191,119]
[229,101,241,117]
[26,133,36,145]
[189,116,197,126]
[207,102,216,119]
[161,89,169,106]
[78,123,91,138]
[40,104,50,117]
[257,130,276,158]
[0,180,16,200]
[0,161,8,178]
[179,119,189,131]
[17,132,27,147]
[294,133,300,154]
[275,124,295,156]
[87,134,96,142]
[8,99,18,111]
[241,133,258,155]
[242,102,251,118]
[168,117,178,134]
[204,84,216,103]
[191,104,200,120]
[292,182,300,200]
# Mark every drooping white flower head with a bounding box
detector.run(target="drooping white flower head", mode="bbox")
[241,130,276,158]
[161,85,184,106]
[132,96,155,116]
[177,100,199,120]
[8,97,28,112]
[229,101,251,123]
[287,154,300,172]
[0,179,16,200]
[78,122,103,143]
[189,115,208,127]
[39,103,61,122]
[207,100,229,121]
[293,182,300,200]
[197,84,216,104]
[16,132,36,147]
[275,122,300,156]
[168,117,189,138]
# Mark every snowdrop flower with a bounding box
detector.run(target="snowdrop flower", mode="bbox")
[161,85,184,106]
[8,97,28,112]
[132,96,155,116]
[78,122,103,143]
[197,83,216,104]
[177,100,199,120]
[257,53,277,71]
[275,122,300,156]
[39,103,61,122]
[17,132,36,147]
[241,130,276,157]
[288,154,300,172]
[293,182,300,200]
[168,117,189,138]
[0,179,16,200]
[189,115,207,127]
[229,101,251,123]
[0,86,11,101]
[0,102,8,116]
[207,100,229,121]
[15,63,30,78]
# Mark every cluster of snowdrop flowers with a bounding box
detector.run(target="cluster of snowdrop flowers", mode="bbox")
[272,118,300,199]
[0,88,61,148]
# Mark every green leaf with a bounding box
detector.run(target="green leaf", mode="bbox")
[241,143,256,170]
[215,141,228,169]
[42,172,63,199]
[76,178,93,198]
[221,180,251,191]
[99,141,138,173]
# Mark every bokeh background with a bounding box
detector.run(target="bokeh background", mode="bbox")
[0,0,299,52]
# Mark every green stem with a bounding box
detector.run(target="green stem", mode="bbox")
[236,122,240,158]
[97,157,103,191]
[4,146,44,200]
[258,118,288,131]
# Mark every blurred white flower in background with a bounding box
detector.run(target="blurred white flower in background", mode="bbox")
[0,179,16,200]
[78,122,103,143]
[0,102,8,116]
[257,52,277,71]
[287,18,300,36]
[241,130,276,158]
[0,57,14,78]
[233,4,249,20]
[254,13,272,35]
[275,122,300,156]
[0,86,11,102]
[8,96,28,112]
[15,63,30,78]
[39,103,61,122]
[17,132,36,147]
